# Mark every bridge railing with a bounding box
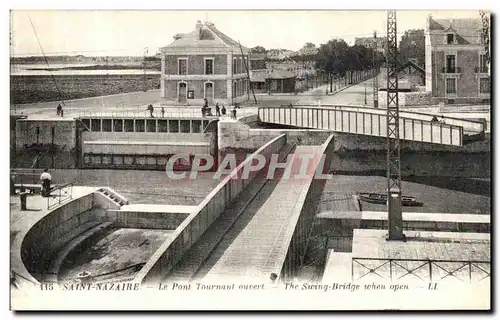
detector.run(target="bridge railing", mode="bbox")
[47,182,74,210]
[77,108,257,120]
[259,106,464,146]
[351,257,490,284]
[280,104,485,133]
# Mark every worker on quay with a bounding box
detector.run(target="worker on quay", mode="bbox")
[148,104,155,118]
[215,103,221,116]
[56,104,62,116]
[221,105,226,116]
[232,107,237,120]
[161,107,165,118]
[40,168,52,197]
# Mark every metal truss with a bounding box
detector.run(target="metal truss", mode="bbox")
[373,31,379,108]
[386,10,403,240]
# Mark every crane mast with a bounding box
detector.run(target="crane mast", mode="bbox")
[386,10,404,241]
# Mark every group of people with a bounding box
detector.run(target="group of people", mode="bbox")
[431,115,446,124]
[202,99,237,119]
[147,104,167,118]
[144,100,238,119]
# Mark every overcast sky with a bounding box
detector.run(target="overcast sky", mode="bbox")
[10,10,481,57]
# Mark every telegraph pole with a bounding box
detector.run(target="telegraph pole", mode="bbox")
[386,10,404,241]
[143,47,148,92]
[373,31,379,108]
[364,82,367,105]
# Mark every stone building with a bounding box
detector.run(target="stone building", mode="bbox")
[354,36,387,55]
[425,15,490,104]
[159,21,250,106]
[399,29,426,67]
[250,69,296,93]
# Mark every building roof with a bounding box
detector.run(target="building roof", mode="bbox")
[388,60,426,79]
[250,69,295,82]
[427,16,482,45]
[161,21,249,53]
[354,37,386,48]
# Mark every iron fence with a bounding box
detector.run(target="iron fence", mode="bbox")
[352,257,490,284]
[47,182,74,210]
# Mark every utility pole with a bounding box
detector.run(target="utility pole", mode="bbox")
[143,47,148,92]
[364,82,367,105]
[373,31,379,108]
[239,41,257,104]
[386,10,404,241]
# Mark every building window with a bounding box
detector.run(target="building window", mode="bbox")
[479,54,488,73]
[447,33,455,44]
[445,55,455,73]
[233,57,237,74]
[178,58,187,75]
[480,77,490,93]
[446,78,457,94]
[204,58,214,75]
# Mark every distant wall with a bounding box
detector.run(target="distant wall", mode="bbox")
[135,134,288,284]
[16,120,76,149]
[11,74,160,104]
[96,209,189,230]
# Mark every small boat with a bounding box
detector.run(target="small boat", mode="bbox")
[357,193,423,207]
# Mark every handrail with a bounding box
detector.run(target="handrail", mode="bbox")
[274,104,485,125]
[351,257,490,283]
[47,182,74,210]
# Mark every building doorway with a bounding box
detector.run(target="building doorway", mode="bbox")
[205,82,214,104]
[178,82,187,104]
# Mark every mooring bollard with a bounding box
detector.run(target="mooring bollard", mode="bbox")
[20,187,27,210]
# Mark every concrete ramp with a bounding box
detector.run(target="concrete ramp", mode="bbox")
[198,135,335,282]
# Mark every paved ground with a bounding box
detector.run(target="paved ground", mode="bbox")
[350,229,490,284]
[12,90,163,118]
[10,187,96,281]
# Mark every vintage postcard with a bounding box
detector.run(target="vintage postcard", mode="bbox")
[9,9,491,311]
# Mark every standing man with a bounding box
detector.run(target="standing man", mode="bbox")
[147,104,154,118]
[161,107,165,118]
[56,104,62,116]
[40,168,52,197]
[215,103,221,116]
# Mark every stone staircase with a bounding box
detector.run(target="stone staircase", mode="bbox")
[96,187,129,207]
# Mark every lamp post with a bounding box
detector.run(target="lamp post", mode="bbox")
[364,82,367,105]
